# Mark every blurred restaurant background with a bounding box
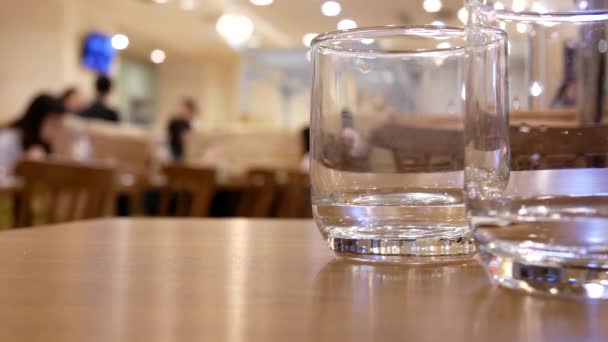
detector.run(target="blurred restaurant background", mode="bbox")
[0,0,596,227]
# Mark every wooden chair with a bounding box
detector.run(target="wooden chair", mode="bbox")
[15,160,115,227]
[510,125,608,170]
[238,169,278,218]
[52,117,154,216]
[160,164,216,217]
[277,171,312,218]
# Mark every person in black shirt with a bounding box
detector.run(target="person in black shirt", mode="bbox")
[167,98,197,161]
[80,75,120,122]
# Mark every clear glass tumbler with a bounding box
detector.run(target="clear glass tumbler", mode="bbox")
[469,0,608,298]
[310,26,508,262]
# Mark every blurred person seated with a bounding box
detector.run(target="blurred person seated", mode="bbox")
[340,108,369,158]
[552,78,577,109]
[0,94,65,169]
[60,87,87,114]
[167,98,197,162]
[300,126,310,172]
[80,75,120,122]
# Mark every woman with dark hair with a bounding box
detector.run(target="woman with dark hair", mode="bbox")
[0,94,65,168]
[60,87,86,114]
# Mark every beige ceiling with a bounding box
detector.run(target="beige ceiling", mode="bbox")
[242,0,464,44]
[91,0,465,59]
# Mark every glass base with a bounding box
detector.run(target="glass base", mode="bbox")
[323,224,476,260]
[479,246,608,300]
[334,251,477,265]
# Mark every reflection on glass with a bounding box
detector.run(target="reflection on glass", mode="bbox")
[310,26,508,261]
[469,0,608,299]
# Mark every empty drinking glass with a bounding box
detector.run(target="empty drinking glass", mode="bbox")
[310,26,508,262]
[469,0,608,298]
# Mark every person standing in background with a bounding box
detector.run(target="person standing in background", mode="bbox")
[80,75,121,122]
[167,98,197,162]
[300,126,310,172]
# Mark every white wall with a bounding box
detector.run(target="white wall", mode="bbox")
[0,0,240,129]
[157,58,206,127]
[0,0,70,118]
[199,57,240,128]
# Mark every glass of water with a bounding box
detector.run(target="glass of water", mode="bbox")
[310,26,508,262]
[469,0,608,298]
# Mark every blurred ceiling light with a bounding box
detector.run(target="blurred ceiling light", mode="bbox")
[437,42,451,49]
[180,0,196,10]
[516,23,528,33]
[529,81,543,97]
[423,0,442,13]
[361,38,375,45]
[579,0,589,9]
[493,2,505,10]
[321,1,342,17]
[583,283,605,299]
[431,20,446,26]
[512,0,526,11]
[457,7,468,24]
[216,14,254,49]
[150,49,167,64]
[250,0,273,6]
[152,0,170,4]
[530,2,548,13]
[337,19,357,30]
[111,34,129,50]
[302,33,318,47]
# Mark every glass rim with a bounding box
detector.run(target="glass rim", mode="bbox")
[473,1,608,23]
[491,9,608,23]
[311,25,507,55]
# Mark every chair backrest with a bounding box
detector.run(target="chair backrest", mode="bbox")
[510,109,578,127]
[160,164,216,217]
[277,170,312,218]
[371,125,464,173]
[238,169,278,218]
[510,125,608,170]
[15,160,115,227]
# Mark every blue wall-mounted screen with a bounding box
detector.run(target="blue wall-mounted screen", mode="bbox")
[81,32,116,75]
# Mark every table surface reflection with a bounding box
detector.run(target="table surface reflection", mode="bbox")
[0,218,606,341]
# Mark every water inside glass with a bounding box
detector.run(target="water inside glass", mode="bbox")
[312,161,474,258]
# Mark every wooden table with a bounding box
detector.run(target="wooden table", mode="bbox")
[0,218,606,341]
